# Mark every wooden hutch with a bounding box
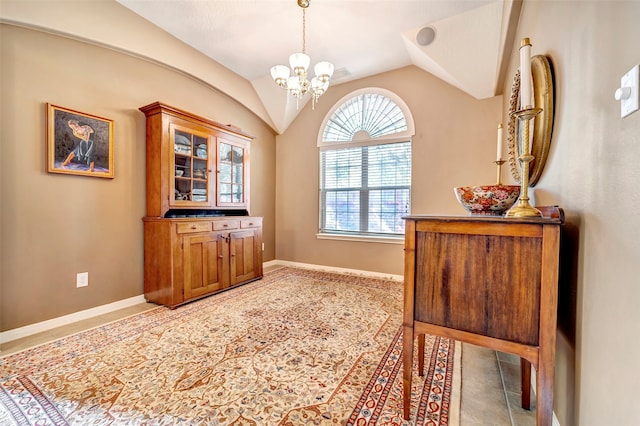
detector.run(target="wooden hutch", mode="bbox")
[140,102,263,308]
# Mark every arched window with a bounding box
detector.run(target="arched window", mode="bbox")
[318,88,414,239]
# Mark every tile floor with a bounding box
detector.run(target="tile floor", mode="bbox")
[460,343,536,425]
[1,305,537,426]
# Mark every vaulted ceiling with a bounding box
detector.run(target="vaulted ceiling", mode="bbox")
[116,0,521,134]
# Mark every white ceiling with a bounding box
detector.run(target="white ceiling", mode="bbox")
[116,0,517,134]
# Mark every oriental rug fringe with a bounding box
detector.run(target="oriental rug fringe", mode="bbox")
[0,267,459,425]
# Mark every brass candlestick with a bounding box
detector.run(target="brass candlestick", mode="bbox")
[494,159,505,185]
[505,106,543,217]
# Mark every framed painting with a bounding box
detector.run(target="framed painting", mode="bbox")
[46,104,114,178]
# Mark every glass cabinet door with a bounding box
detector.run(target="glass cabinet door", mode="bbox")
[217,140,245,206]
[170,124,214,208]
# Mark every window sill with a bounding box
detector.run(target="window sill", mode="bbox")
[316,233,404,245]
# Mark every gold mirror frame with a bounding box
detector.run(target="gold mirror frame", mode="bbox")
[507,55,555,186]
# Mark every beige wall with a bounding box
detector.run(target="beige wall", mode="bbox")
[0,0,273,127]
[504,1,640,425]
[275,66,503,275]
[0,25,277,331]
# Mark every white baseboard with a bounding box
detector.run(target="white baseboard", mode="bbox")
[264,259,404,282]
[0,295,146,345]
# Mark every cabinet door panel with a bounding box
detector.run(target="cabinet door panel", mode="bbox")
[170,123,214,209]
[217,139,247,207]
[229,229,260,285]
[183,233,227,300]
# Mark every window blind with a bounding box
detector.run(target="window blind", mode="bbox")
[319,141,411,236]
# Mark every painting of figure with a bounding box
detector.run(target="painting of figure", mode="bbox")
[47,104,114,178]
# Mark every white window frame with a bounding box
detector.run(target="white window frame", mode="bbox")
[317,88,415,243]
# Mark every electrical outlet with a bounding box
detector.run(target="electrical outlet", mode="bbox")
[262,243,265,251]
[77,272,89,288]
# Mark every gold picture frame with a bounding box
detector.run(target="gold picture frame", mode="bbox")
[46,103,114,178]
[507,55,554,186]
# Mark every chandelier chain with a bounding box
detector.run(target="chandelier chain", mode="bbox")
[302,8,306,54]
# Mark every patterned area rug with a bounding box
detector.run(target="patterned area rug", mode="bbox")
[0,267,460,425]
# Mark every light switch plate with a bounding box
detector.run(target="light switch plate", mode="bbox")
[620,64,639,118]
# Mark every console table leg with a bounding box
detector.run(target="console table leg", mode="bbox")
[536,357,555,426]
[520,358,531,410]
[418,334,425,376]
[402,324,414,420]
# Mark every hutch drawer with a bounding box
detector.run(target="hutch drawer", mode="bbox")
[176,222,211,234]
[213,219,240,231]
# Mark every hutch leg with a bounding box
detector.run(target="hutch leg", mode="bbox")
[402,324,414,420]
[520,358,531,409]
[418,333,425,376]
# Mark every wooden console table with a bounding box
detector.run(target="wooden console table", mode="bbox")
[402,207,563,425]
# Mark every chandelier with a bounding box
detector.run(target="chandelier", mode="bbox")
[270,0,334,109]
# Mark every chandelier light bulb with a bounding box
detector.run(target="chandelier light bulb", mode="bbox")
[270,65,290,88]
[311,77,325,94]
[289,52,310,77]
[287,76,302,96]
[310,77,330,110]
[314,61,334,83]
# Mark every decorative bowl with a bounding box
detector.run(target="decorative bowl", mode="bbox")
[453,185,521,215]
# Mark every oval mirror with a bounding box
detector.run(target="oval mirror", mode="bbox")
[507,55,555,186]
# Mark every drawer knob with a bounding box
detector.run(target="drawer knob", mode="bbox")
[248,222,253,226]
[191,225,197,230]
[223,224,228,227]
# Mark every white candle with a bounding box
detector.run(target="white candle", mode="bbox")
[496,123,503,160]
[519,38,532,108]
